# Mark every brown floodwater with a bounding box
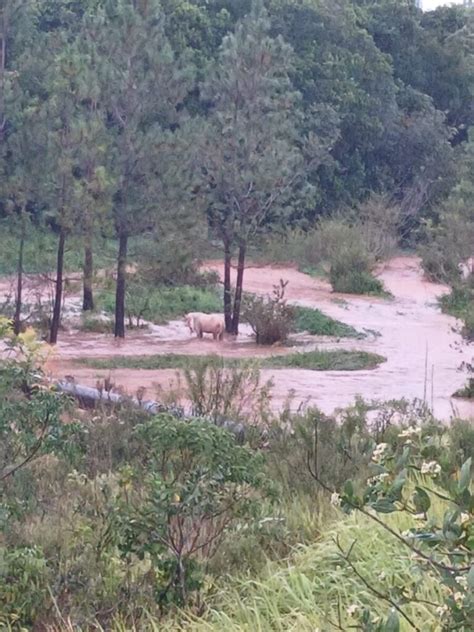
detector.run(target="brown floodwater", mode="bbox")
[2,257,473,420]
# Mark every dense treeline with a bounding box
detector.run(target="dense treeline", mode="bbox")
[0,0,473,340]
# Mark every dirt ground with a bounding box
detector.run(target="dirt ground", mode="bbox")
[1,256,473,420]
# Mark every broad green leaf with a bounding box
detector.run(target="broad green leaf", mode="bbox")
[371,499,396,513]
[413,487,431,513]
[383,609,400,632]
[467,565,474,590]
[459,457,472,492]
[343,480,354,499]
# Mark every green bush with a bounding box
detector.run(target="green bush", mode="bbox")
[113,415,273,609]
[242,280,295,345]
[80,314,114,334]
[330,267,386,295]
[293,306,362,338]
[0,546,50,625]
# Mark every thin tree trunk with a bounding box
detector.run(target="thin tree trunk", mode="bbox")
[231,242,246,335]
[0,2,6,139]
[50,229,66,345]
[223,240,233,333]
[13,228,24,335]
[83,234,94,311]
[114,232,128,338]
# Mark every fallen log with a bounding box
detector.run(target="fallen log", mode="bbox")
[54,379,247,440]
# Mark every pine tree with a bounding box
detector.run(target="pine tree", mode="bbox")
[199,2,330,334]
[97,0,195,338]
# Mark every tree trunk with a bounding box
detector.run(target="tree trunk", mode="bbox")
[13,229,24,335]
[50,229,66,345]
[114,232,128,338]
[83,235,94,311]
[231,242,246,335]
[223,240,233,333]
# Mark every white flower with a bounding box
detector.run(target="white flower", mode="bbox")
[455,575,468,589]
[460,512,470,526]
[414,513,425,521]
[378,571,386,581]
[369,472,390,485]
[421,460,441,476]
[347,604,359,617]
[372,443,389,462]
[453,592,465,606]
[435,605,448,617]
[398,426,421,439]
[331,492,341,507]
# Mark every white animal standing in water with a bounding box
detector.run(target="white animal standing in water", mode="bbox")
[184,312,225,341]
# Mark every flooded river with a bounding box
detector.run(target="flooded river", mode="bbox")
[3,256,472,420]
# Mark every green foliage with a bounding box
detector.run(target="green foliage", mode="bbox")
[98,283,222,325]
[242,280,295,345]
[78,350,385,372]
[80,314,114,334]
[335,425,474,630]
[293,306,362,338]
[266,350,385,371]
[0,545,50,626]
[440,282,474,341]
[114,415,273,608]
[179,357,273,426]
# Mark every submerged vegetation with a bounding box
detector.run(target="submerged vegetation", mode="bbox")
[78,350,385,372]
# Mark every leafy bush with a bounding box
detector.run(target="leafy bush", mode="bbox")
[178,356,274,426]
[242,280,295,345]
[330,267,386,295]
[333,430,473,630]
[440,283,474,341]
[0,546,50,625]
[80,314,114,334]
[315,219,388,295]
[113,415,273,608]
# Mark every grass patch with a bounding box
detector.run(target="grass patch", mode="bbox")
[265,349,384,371]
[440,285,474,341]
[330,268,389,297]
[97,284,222,324]
[293,306,362,338]
[77,350,385,372]
[176,511,443,632]
[453,378,474,399]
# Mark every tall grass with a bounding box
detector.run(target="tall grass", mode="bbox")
[172,511,443,632]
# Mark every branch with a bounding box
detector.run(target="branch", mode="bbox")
[0,412,51,482]
[307,458,470,574]
[335,536,421,632]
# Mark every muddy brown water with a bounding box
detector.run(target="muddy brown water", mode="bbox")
[1,257,473,420]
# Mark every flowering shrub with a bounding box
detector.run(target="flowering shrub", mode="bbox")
[327,428,474,631]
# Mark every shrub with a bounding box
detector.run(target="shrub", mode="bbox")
[114,415,273,609]
[315,218,388,296]
[242,280,295,345]
[179,356,274,426]
[293,306,361,338]
[334,429,474,630]
[0,546,50,625]
[80,314,114,334]
[330,267,386,295]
